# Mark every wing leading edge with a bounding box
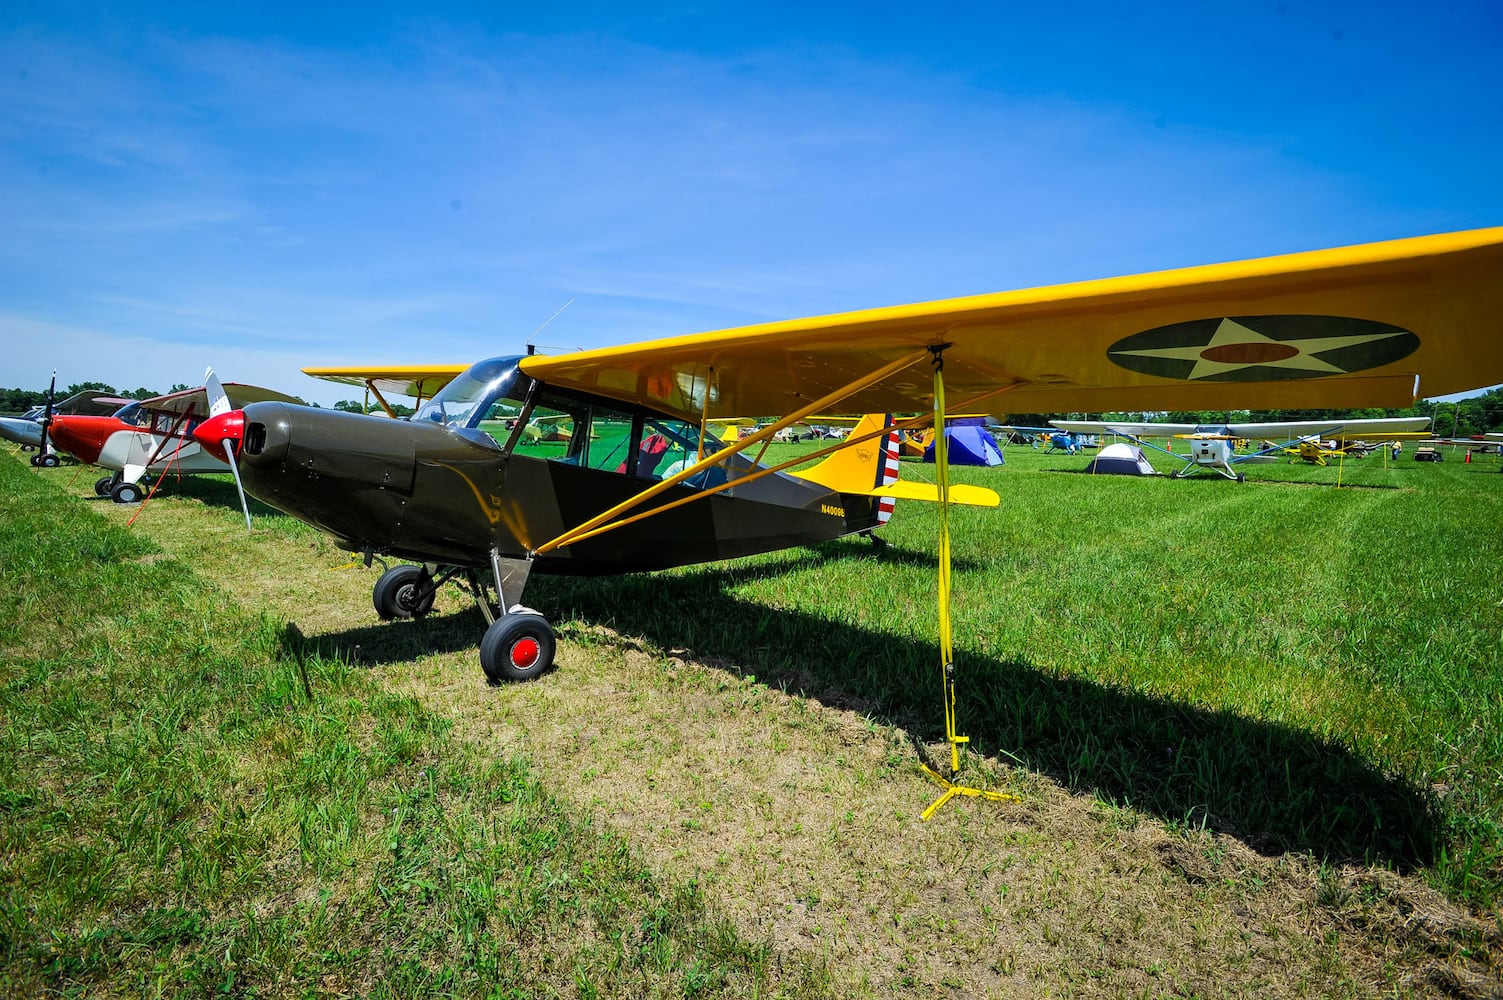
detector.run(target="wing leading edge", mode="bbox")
[520,227,1503,420]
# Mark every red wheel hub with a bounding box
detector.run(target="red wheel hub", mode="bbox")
[510,637,540,668]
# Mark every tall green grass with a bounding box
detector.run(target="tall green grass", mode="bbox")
[0,455,827,998]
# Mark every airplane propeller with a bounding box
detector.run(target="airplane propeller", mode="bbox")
[202,367,253,531]
[31,371,60,468]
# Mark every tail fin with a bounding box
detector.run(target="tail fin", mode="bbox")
[789,415,903,532]
[791,414,1000,518]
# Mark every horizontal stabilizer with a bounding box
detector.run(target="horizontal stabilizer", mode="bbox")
[868,481,1000,507]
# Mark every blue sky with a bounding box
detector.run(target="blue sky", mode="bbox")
[2,1,1500,406]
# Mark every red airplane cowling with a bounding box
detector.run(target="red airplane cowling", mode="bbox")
[46,414,129,466]
[193,410,246,463]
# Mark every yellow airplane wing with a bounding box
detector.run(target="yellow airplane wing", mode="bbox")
[302,365,470,402]
[520,227,1503,420]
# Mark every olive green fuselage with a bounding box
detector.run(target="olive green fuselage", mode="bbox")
[233,401,873,574]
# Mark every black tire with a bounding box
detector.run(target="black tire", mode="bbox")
[111,481,144,504]
[38,453,60,467]
[94,476,115,497]
[372,564,436,620]
[479,614,556,683]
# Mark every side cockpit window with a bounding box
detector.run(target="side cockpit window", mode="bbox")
[475,396,530,448]
[512,387,730,489]
[640,418,729,487]
[512,398,586,461]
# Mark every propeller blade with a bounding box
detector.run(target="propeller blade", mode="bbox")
[198,371,251,530]
[224,442,252,531]
[38,370,56,458]
[205,366,232,417]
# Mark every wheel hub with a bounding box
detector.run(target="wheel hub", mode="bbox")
[510,637,540,668]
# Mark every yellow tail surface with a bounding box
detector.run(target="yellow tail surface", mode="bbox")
[791,415,999,508]
[789,415,893,493]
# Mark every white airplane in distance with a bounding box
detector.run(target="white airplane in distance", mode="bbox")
[1049,416,1433,480]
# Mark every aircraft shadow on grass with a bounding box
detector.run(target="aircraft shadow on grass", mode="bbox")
[142,475,283,518]
[290,536,1439,874]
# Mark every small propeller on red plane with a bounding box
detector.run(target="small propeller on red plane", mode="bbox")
[200,367,253,530]
[31,371,61,468]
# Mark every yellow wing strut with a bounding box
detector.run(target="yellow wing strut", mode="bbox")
[920,347,1019,820]
[534,349,930,555]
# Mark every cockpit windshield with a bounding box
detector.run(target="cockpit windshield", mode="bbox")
[414,357,525,429]
[113,402,149,427]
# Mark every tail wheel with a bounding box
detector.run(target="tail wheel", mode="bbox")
[479,614,556,683]
[373,564,436,620]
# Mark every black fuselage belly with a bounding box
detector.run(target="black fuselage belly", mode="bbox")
[233,402,852,575]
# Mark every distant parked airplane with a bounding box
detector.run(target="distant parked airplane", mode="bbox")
[1050,416,1432,480]
[47,380,302,503]
[0,387,132,464]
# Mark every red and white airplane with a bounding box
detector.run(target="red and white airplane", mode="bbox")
[46,377,302,504]
[0,389,132,464]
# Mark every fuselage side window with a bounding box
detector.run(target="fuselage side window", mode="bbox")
[584,406,641,474]
[641,418,729,487]
[476,394,530,449]
[514,393,587,464]
[515,388,728,487]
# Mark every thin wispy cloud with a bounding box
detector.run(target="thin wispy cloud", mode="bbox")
[1,4,1499,404]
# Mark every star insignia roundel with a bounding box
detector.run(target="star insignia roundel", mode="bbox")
[1107,316,1419,382]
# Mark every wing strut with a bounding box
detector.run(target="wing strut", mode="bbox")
[534,348,932,556]
[920,346,1019,821]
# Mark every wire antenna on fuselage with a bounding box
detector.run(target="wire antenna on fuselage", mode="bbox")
[524,297,576,356]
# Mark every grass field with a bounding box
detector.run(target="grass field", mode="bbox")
[2,440,1500,997]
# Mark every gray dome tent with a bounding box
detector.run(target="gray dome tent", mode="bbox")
[1085,442,1156,475]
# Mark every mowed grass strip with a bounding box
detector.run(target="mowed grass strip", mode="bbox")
[0,455,828,998]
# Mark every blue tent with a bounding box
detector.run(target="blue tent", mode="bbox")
[923,425,1005,466]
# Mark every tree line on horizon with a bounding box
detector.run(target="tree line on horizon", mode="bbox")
[4,383,1501,437]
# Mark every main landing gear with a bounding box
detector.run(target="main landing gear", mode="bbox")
[366,553,557,684]
[478,613,556,684]
[90,473,149,502]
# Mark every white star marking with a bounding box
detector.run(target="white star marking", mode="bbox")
[1111,318,1411,380]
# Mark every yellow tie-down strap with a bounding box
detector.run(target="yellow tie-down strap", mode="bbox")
[868,481,1000,507]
